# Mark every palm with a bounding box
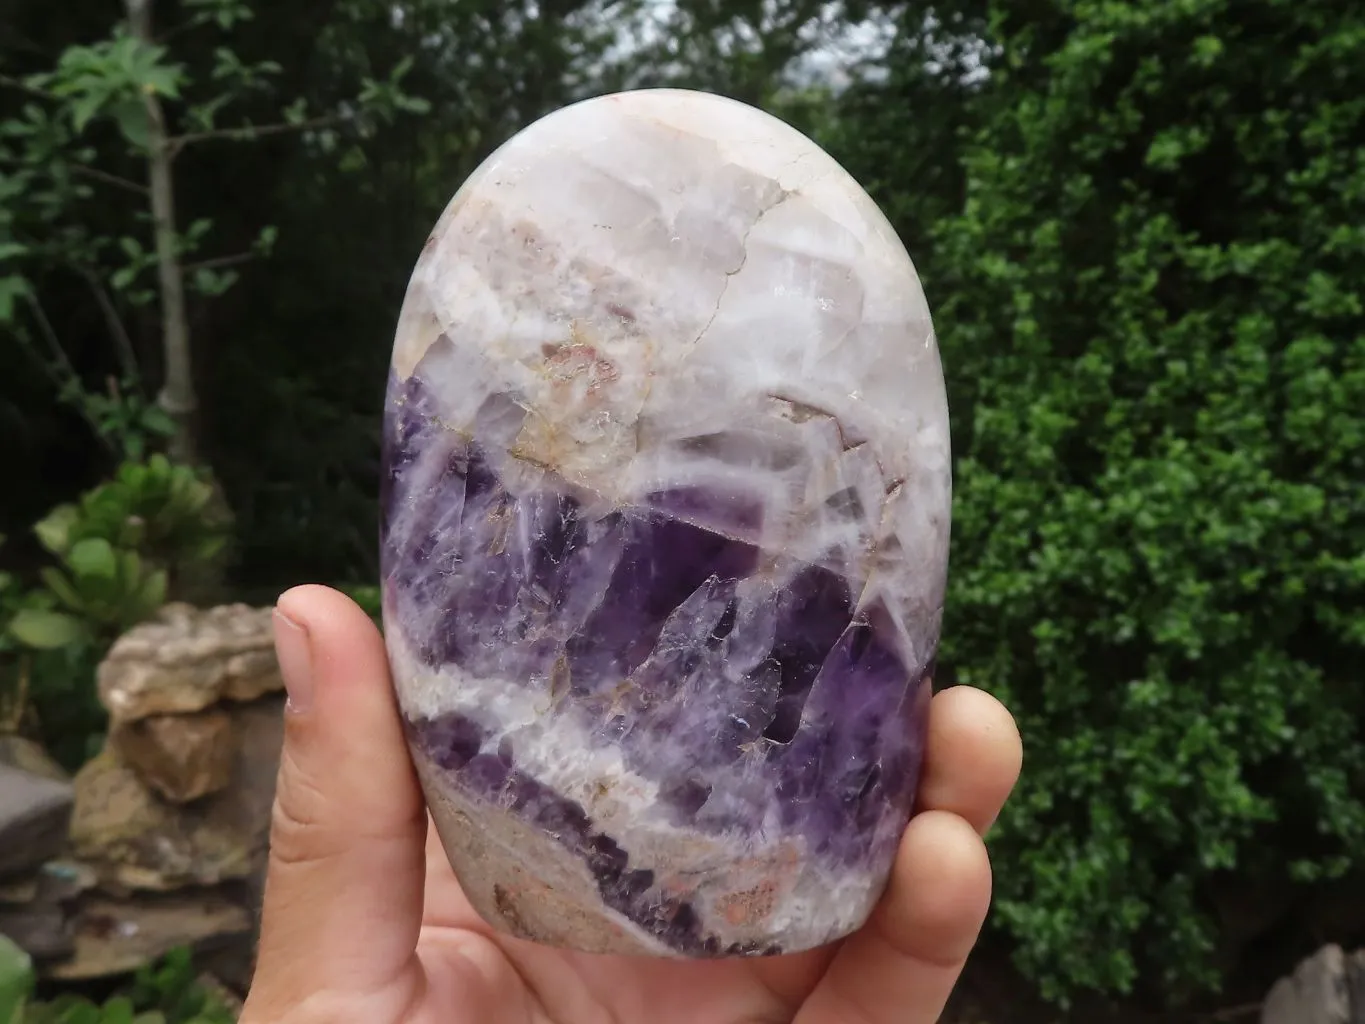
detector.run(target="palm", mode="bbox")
[413,823,833,1023]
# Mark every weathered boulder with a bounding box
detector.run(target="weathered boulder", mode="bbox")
[1261,944,1365,1024]
[1351,950,1365,1023]
[0,765,73,877]
[68,696,284,892]
[110,708,236,804]
[44,890,252,981]
[0,861,95,962]
[14,602,290,988]
[97,603,282,724]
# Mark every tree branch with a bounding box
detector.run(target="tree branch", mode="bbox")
[70,164,150,195]
[127,0,198,464]
[20,292,118,453]
[181,250,257,273]
[168,112,354,154]
[79,268,141,382]
[0,155,147,195]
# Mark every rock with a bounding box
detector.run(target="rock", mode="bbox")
[43,890,251,981]
[0,889,71,962]
[1349,950,1365,1022]
[97,603,282,724]
[1261,944,1353,1024]
[0,736,68,782]
[0,862,97,963]
[382,90,949,956]
[0,765,74,876]
[0,876,38,903]
[111,708,235,803]
[69,696,284,892]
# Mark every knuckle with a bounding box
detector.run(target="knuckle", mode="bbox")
[266,748,337,869]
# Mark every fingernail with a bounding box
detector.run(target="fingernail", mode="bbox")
[273,606,314,714]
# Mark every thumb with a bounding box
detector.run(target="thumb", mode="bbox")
[246,585,427,1012]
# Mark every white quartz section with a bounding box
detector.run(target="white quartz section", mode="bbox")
[389,88,951,675]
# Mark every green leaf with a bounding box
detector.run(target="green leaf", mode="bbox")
[117,548,143,589]
[111,100,150,149]
[66,537,117,580]
[39,567,85,612]
[99,996,135,1024]
[140,406,177,437]
[132,569,168,621]
[33,504,79,555]
[0,276,29,323]
[0,933,33,1024]
[7,609,85,650]
[70,92,105,133]
[188,534,228,563]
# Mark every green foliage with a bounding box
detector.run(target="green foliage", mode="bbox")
[34,537,166,638]
[24,455,226,639]
[0,0,432,468]
[36,456,228,575]
[0,456,230,763]
[928,0,1365,1004]
[0,935,33,1024]
[1,538,81,654]
[121,947,236,1024]
[15,949,235,1024]
[55,377,177,464]
[0,533,105,762]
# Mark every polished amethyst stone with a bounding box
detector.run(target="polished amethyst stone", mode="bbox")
[381,89,950,957]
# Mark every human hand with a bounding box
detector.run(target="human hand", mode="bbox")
[240,584,1022,1024]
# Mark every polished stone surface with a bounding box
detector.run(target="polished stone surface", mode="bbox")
[381,88,950,957]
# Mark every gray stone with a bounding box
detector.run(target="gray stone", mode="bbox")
[0,765,73,876]
[0,861,97,963]
[1261,944,1350,1024]
[44,890,251,981]
[0,898,71,962]
[1348,949,1365,1023]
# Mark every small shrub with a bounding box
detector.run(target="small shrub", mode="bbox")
[1,944,235,1024]
[1,457,233,766]
[920,0,1365,1005]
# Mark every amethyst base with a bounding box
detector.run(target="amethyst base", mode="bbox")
[379,88,949,957]
[382,352,934,956]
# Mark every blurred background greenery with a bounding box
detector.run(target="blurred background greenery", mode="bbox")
[1,0,1362,1020]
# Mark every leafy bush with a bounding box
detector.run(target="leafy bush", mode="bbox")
[922,0,1365,1004]
[1,938,235,1024]
[1,456,232,765]
[21,455,228,642]
[35,456,229,584]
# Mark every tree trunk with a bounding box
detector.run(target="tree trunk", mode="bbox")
[126,0,198,465]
